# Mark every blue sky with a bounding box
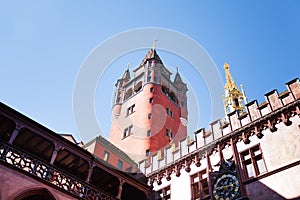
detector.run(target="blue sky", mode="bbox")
[1,1,299,142]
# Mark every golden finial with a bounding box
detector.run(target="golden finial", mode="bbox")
[224,62,236,90]
[127,63,130,70]
[224,62,230,70]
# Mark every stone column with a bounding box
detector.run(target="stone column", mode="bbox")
[206,151,213,199]
[86,160,94,183]
[50,143,61,165]
[117,179,125,200]
[231,138,247,197]
[218,144,224,163]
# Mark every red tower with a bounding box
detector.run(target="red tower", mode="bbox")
[109,48,188,162]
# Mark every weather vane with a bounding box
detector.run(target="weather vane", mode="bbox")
[152,39,158,49]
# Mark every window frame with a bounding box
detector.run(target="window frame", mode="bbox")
[190,170,209,200]
[146,149,150,157]
[149,97,154,104]
[147,130,151,137]
[240,144,267,179]
[166,107,174,118]
[165,128,174,139]
[165,128,170,137]
[155,185,171,200]
[123,125,133,138]
[103,150,110,162]
[117,160,124,170]
[126,104,135,116]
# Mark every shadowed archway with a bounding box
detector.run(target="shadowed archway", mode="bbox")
[14,188,55,200]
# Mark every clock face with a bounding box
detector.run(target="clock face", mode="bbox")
[213,173,240,200]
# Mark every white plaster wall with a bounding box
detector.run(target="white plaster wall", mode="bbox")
[246,164,300,199]
[237,116,300,171]
[152,116,300,200]
[85,141,96,153]
[153,160,207,200]
[261,116,300,171]
[260,164,300,199]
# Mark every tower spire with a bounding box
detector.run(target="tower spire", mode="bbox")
[152,39,158,49]
[223,62,247,115]
[224,62,238,91]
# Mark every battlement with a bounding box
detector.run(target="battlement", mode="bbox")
[138,78,300,175]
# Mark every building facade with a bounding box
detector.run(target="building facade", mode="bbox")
[139,69,300,200]
[109,48,188,162]
[83,135,138,173]
[0,102,150,200]
[1,46,300,200]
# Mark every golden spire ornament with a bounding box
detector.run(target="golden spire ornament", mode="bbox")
[223,63,247,115]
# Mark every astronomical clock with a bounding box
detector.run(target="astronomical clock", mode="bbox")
[212,161,241,200]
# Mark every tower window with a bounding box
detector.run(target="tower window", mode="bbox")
[127,104,135,116]
[124,88,133,100]
[166,108,174,118]
[148,113,152,119]
[149,97,153,103]
[169,91,178,104]
[103,151,110,162]
[146,149,150,156]
[166,129,171,137]
[123,125,133,138]
[166,129,174,140]
[147,130,151,137]
[161,85,169,95]
[150,87,154,92]
[134,81,143,92]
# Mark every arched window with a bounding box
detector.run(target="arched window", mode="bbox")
[169,91,178,104]
[234,98,239,107]
[161,85,169,95]
[124,88,133,100]
[134,81,143,93]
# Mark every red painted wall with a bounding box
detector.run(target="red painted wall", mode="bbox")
[110,83,187,161]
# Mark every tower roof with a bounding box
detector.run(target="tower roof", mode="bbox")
[121,69,131,81]
[174,71,184,84]
[173,67,187,91]
[115,69,131,86]
[139,48,163,66]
